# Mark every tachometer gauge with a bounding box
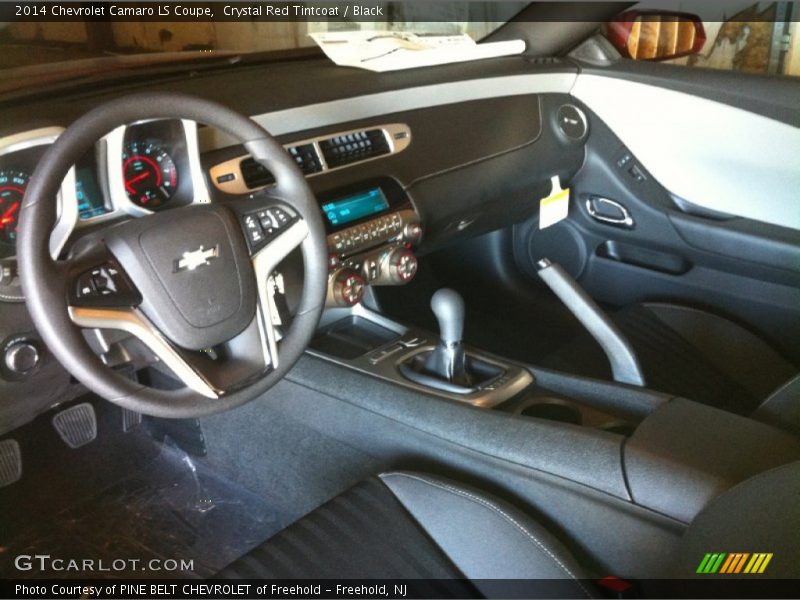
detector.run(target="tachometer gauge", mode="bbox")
[122,142,178,210]
[0,170,28,248]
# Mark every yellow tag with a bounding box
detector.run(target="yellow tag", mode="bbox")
[539,176,569,229]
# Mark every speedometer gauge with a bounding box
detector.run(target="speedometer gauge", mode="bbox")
[122,142,178,210]
[0,170,28,247]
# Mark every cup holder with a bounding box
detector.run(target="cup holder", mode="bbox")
[602,422,636,437]
[518,400,582,426]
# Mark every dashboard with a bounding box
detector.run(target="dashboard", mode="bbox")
[0,118,423,309]
[0,54,590,436]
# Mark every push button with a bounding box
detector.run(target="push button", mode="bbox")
[73,262,140,307]
[243,207,294,251]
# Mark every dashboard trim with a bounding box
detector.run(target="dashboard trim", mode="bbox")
[209,123,411,195]
[199,73,576,150]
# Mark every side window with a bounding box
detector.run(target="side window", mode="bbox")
[666,5,798,77]
[604,3,799,77]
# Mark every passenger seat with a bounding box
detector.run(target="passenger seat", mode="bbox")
[542,302,798,428]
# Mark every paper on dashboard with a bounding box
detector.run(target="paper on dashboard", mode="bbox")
[309,30,525,72]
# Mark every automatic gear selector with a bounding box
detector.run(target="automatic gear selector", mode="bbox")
[399,288,505,394]
[424,288,470,386]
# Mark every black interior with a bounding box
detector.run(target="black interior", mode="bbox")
[1,8,799,594]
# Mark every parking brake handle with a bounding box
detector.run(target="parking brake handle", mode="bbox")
[537,258,645,387]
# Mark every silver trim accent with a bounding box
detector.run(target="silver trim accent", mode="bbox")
[68,306,219,399]
[537,258,645,387]
[106,119,211,219]
[570,73,800,231]
[184,119,212,205]
[251,218,309,369]
[199,73,577,149]
[585,197,634,228]
[0,127,64,158]
[209,123,411,195]
[309,304,534,408]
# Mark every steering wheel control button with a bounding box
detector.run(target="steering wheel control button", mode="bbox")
[72,262,141,308]
[242,206,295,252]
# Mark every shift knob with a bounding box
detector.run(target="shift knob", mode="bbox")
[430,288,464,346]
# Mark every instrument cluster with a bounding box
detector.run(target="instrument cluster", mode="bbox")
[0,120,208,300]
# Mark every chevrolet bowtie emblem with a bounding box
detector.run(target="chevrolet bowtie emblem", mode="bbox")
[174,245,219,272]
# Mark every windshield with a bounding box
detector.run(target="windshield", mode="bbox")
[0,2,528,78]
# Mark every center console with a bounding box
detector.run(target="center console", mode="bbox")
[310,303,534,408]
[320,178,423,308]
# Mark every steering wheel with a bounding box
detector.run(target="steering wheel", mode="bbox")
[17,92,328,418]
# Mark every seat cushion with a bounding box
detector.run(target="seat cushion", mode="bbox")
[542,303,796,415]
[217,472,593,598]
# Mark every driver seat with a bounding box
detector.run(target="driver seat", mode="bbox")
[216,464,800,594]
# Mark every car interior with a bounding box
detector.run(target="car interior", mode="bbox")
[1,2,799,597]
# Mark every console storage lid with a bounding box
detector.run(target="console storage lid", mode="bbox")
[624,398,800,524]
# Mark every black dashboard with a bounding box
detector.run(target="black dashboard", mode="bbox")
[0,54,589,433]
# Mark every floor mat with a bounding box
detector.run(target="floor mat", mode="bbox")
[1,409,283,579]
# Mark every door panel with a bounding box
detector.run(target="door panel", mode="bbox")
[513,64,800,363]
[570,73,800,230]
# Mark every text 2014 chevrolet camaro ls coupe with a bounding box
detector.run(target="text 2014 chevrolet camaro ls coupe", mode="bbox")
[0,2,799,599]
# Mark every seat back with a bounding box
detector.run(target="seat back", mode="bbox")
[673,460,800,578]
[752,374,800,436]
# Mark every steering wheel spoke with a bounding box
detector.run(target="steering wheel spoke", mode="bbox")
[68,305,220,398]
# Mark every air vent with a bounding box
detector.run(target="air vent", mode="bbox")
[556,104,588,141]
[530,57,562,65]
[319,129,391,169]
[240,143,323,188]
[240,157,275,188]
[210,123,410,196]
[288,143,324,175]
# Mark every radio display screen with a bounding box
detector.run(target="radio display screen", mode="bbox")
[321,187,389,228]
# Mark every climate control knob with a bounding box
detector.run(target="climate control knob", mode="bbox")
[403,222,423,245]
[328,268,366,307]
[384,247,418,284]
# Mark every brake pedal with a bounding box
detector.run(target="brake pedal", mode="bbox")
[0,439,22,487]
[52,403,97,448]
[122,408,142,433]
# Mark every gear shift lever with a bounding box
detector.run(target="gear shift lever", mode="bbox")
[399,287,509,395]
[424,288,470,385]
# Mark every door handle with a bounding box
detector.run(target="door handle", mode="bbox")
[586,197,634,228]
